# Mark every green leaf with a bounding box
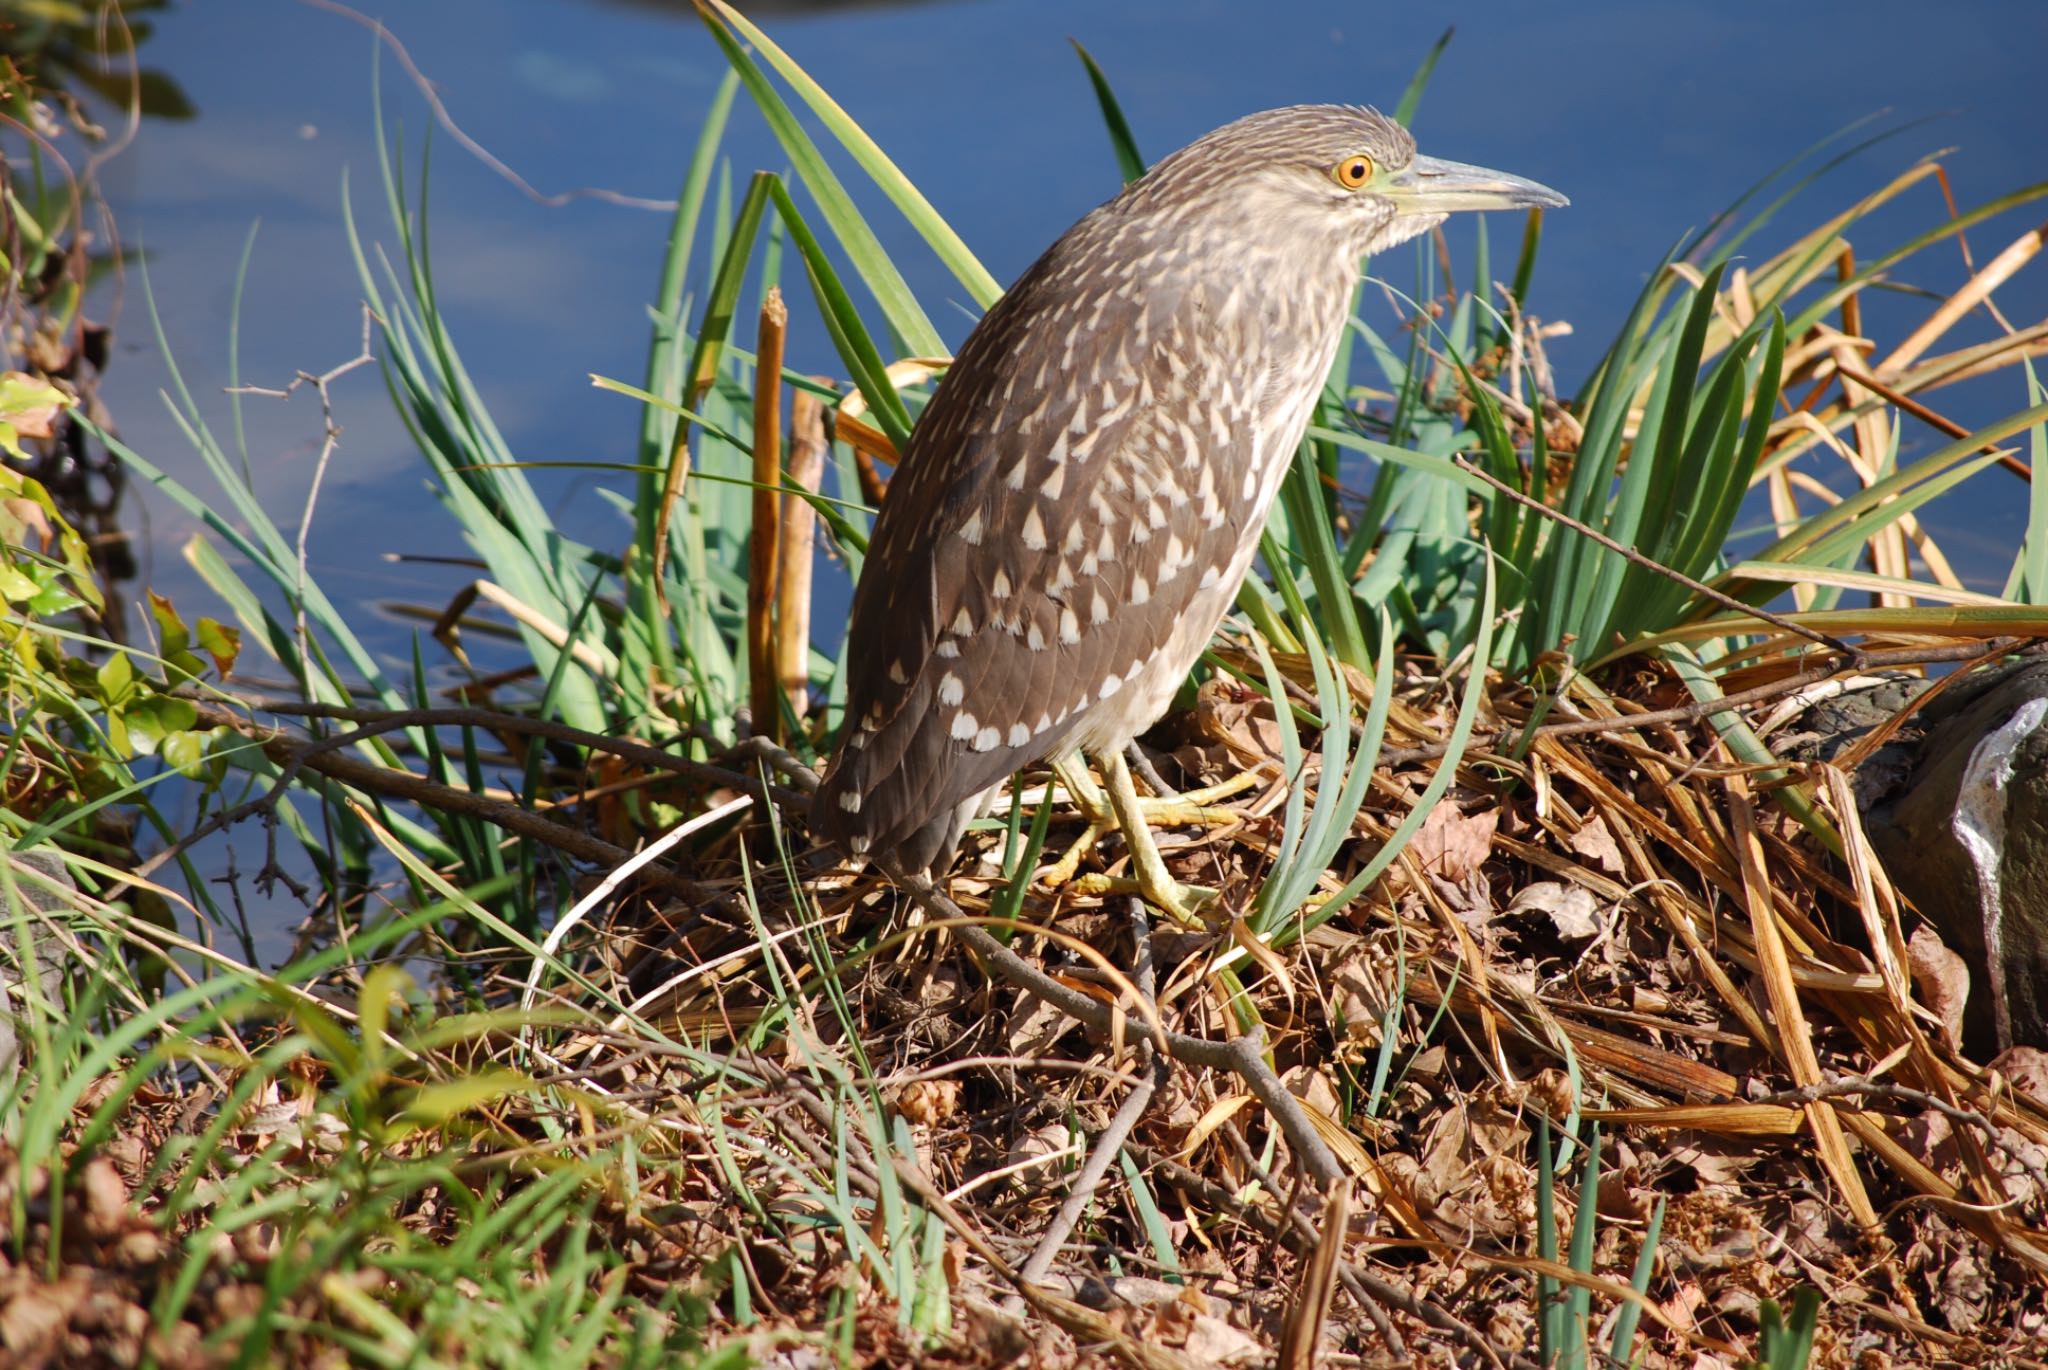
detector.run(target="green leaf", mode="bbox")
[1071,41,1146,184]
[160,729,207,777]
[766,178,915,450]
[1392,27,1455,128]
[395,1069,532,1128]
[0,370,72,460]
[357,963,413,1074]
[194,617,241,678]
[121,695,199,756]
[0,561,43,603]
[95,649,134,705]
[147,590,209,683]
[705,0,999,311]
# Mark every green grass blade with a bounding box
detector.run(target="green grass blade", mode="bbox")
[1606,1196,1665,1366]
[1561,1124,1602,1366]
[1071,40,1147,184]
[697,5,946,354]
[1391,27,1454,127]
[706,0,999,310]
[2017,358,2048,602]
[1537,1115,1560,1363]
[766,178,915,449]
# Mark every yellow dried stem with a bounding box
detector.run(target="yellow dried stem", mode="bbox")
[1728,778,1881,1230]
[1882,217,2048,375]
[775,388,828,721]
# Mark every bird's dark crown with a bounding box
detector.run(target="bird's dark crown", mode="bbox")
[1131,105,1416,197]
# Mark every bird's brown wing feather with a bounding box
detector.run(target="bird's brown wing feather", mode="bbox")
[816,231,1262,869]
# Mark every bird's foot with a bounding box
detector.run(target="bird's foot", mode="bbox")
[1073,872,1219,925]
[1049,757,1255,829]
[1037,819,1108,890]
[1091,747,1222,924]
[1135,769,1259,819]
[1035,753,1250,914]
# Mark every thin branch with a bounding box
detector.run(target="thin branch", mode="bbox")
[875,859,1349,1192]
[1014,900,1169,1295]
[1833,362,2031,482]
[295,0,678,212]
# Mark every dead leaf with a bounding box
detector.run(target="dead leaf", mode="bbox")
[1990,1045,2048,1107]
[1003,1121,1076,1191]
[1181,1312,1262,1365]
[77,1159,127,1238]
[2,498,51,553]
[1907,924,1970,1047]
[1194,677,1285,766]
[1507,881,1602,940]
[1567,814,1625,875]
[1007,992,1080,1057]
[892,1079,959,1127]
[1419,1103,1469,1203]
[1179,1093,1255,1162]
[1409,800,1498,882]
[1332,962,1385,1044]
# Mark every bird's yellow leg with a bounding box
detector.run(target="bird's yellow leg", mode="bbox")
[1078,747,1218,924]
[1053,752,1252,825]
[1036,752,1239,906]
[1036,754,1108,889]
[1143,768,1260,819]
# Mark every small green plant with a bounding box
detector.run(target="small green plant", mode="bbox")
[1534,1117,1664,1369]
[1755,1288,1822,1370]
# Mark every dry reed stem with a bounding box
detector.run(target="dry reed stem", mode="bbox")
[775,387,828,720]
[1883,217,2048,375]
[748,288,788,742]
[1727,777,1881,1231]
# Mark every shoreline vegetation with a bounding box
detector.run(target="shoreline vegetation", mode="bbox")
[6,3,2048,1365]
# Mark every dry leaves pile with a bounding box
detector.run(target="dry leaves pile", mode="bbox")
[564,650,2048,1366]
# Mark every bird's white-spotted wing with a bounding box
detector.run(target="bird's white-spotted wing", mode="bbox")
[815,219,1286,870]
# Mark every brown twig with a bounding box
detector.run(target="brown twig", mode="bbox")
[181,694,815,802]
[123,702,706,899]
[881,1155,1192,1370]
[1374,637,2027,767]
[295,0,678,212]
[121,697,805,908]
[226,303,379,694]
[875,859,1349,1192]
[1834,362,2032,482]
[1749,1074,2048,1199]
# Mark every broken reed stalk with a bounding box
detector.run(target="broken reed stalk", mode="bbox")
[749,287,788,742]
[775,387,827,721]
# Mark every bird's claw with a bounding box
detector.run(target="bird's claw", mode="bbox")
[1074,872,1219,925]
[1034,750,1232,922]
[1037,820,1107,890]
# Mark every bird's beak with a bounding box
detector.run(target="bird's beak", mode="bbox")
[1385,155,1568,214]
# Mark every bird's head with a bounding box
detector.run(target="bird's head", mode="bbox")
[1128,104,1567,263]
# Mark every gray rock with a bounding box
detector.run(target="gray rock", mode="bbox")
[1866,661,2048,1051]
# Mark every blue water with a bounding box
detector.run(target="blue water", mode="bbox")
[106,0,2048,641]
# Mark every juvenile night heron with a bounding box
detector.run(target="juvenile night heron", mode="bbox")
[815,105,1564,916]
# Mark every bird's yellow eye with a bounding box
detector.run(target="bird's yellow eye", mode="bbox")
[1333,154,1375,189]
